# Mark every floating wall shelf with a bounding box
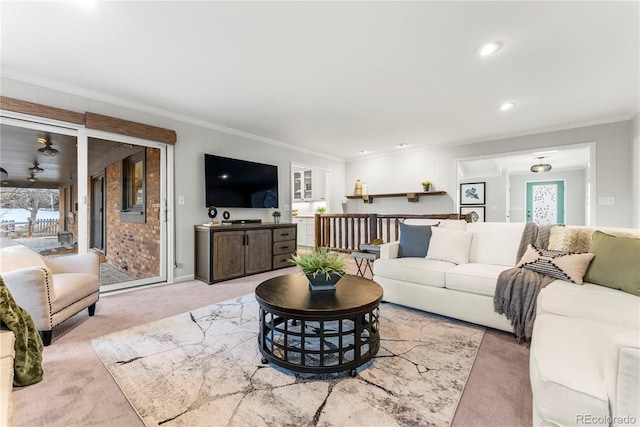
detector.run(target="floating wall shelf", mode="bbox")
[345,191,447,204]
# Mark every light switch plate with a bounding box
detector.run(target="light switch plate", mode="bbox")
[598,197,615,206]
[178,196,185,205]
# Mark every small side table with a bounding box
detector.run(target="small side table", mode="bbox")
[351,251,379,278]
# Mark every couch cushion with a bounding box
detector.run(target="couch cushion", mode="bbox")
[530,314,626,426]
[398,222,434,258]
[373,257,455,288]
[0,245,46,273]
[466,222,525,266]
[517,244,595,285]
[426,227,473,265]
[537,280,640,330]
[445,263,512,297]
[584,231,640,297]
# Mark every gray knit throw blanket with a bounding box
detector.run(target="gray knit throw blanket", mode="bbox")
[495,222,560,342]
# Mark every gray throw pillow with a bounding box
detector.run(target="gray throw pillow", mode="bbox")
[398,223,434,258]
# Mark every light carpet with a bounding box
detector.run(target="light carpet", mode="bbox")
[92,294,485,427]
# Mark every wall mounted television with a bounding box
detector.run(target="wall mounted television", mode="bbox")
[204,154,279,208]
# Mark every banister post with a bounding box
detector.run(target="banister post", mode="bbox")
[314,214,321,249]
[368,214,377,242]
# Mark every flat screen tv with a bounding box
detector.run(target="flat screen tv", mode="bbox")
[205,154,279,208]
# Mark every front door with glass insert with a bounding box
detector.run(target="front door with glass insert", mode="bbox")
[526,180,565,225]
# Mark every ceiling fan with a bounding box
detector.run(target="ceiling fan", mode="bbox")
[37,136,59,156]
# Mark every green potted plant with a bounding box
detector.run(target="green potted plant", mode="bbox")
[288,247,349,291]
[272,210,281,224]
[316,206,327,214]
[422,180,432,192]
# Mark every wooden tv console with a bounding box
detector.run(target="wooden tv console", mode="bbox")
[194,223,297,284]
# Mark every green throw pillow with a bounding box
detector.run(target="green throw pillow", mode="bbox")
[584,231,640,296]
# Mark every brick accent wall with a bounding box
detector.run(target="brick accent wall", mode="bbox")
[105,147,161,280]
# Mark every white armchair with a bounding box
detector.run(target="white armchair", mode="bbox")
[0,242,99,346]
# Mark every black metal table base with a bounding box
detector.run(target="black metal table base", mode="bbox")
[258,308,380,375]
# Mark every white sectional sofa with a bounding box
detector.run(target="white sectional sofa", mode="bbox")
[373,220,640,426]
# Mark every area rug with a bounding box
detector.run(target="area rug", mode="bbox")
[92,294,485,426]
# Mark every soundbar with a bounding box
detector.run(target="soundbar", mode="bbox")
[222,219,262,224]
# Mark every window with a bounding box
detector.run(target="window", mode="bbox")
[120,151,146,223]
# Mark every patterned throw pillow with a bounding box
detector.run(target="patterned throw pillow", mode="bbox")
[517,244,595,285]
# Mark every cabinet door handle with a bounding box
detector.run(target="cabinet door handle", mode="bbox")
[245,235,249,246]
[281,233,289,236]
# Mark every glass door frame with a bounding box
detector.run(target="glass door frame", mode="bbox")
[0,113,175,289]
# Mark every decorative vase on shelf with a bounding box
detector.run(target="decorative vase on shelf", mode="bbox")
[354,179,363,196]
[423,184,430,192]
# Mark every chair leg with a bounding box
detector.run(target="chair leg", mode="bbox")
[88,303,96,316]
[39,330,52,346]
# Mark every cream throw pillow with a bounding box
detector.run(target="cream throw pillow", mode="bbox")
[426,227,473,265]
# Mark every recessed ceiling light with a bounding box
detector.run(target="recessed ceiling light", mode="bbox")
[477,42,502,57]
[397,143,409,148]
[500,102,516,112]
[359,150,369,155]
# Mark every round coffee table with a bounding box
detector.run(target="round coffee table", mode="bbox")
[255,273,383,376]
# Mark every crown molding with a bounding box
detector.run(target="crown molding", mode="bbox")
[1,68,345,163]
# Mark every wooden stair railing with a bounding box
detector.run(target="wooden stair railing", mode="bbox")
[314,213,468,253]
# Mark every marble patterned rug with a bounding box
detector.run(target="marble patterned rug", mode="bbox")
[92,294,485,426]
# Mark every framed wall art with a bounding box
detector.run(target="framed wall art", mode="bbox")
[460,206,485,223]
[460,182,486,205]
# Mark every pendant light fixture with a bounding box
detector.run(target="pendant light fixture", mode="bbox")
[530,157,552,173]
[0,167,8,180]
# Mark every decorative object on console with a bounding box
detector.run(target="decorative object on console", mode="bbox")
[422,180,431,192]
[222,211,230,220]
[207,206,217,219]
[271,210,281,224]
[460,182,485,205]
[460,206,485,222]
[288,247,349,291]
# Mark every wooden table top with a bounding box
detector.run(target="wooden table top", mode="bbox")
[255,273,383,317]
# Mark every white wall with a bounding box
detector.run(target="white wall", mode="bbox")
[1,77,347,281]
[346,120,635,227]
